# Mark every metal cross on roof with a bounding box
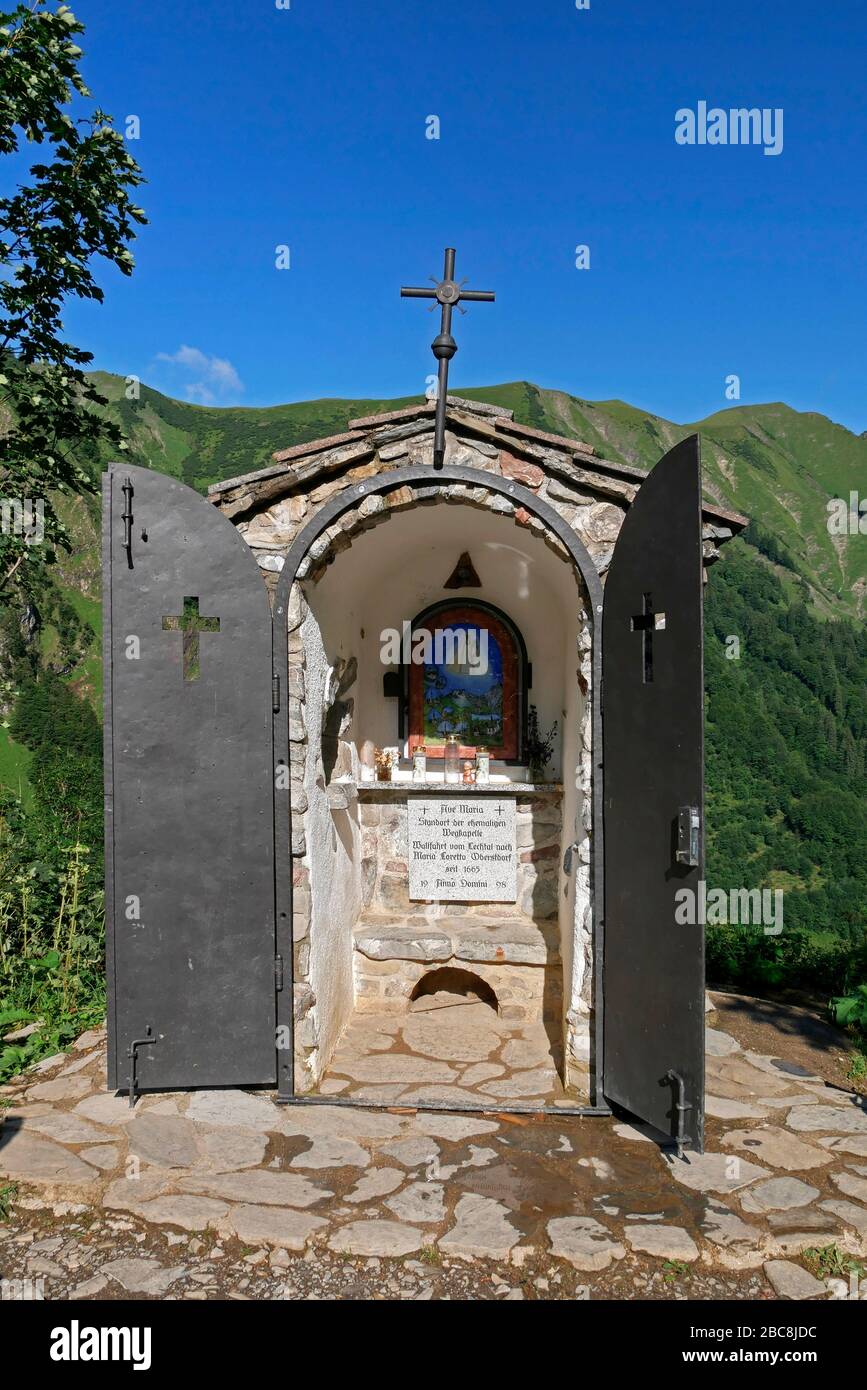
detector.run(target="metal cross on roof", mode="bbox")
[401,248,495,469]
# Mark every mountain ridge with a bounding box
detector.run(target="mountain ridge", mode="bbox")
[86,372,866,621]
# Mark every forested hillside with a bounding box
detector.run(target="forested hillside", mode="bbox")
[704,540,867,994]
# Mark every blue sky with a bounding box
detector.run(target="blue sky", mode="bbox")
[59,0,867,431]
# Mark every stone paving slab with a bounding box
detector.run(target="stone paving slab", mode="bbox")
[0,1129,101,1191]
[764,1260,827,1300]
[623,1224,700,1261]
[787,1105,867,1134]
[740,1177,820,1213]
[547,1216,626,1271]
[178,1171,332,1207]
[225,1204,328,1250]
[720,1126,833,1171]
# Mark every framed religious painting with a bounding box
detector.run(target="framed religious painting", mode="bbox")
[407,602,524,761]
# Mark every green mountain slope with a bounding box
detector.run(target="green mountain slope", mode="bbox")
[458,385,865,621]
[703,545,866,994]
[89,374,867,622]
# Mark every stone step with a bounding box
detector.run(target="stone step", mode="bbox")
[353,914,559,967]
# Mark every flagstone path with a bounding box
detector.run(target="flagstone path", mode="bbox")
[321,996,570,1105]
[1,1001,866,1302]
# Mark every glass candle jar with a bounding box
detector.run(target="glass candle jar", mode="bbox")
[412,745,427,783]
[444,735,461,784]
[475,747,490,784]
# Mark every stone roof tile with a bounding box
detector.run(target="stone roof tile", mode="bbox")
[347,402,434,430]
[494,417,598,458]
[347,395,513,431]
[272,427,366,463]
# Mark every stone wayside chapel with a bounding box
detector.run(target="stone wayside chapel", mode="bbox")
[208,396,744,1099]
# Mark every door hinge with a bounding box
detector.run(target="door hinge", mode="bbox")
[121,476,135,569]
[274,955,284,991]
[665,1069,692,1159]
[272,675,280,713]
[125,1024,156,1108]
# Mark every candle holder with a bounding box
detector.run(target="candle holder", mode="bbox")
[374,747,395,782]
[444,734,461,784]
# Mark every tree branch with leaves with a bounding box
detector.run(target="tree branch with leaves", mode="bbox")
[0,1,146,596]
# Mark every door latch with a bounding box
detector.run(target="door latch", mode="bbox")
[676,806,700,868]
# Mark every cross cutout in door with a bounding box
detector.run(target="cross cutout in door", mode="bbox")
[630,592,666,684]
[162,596,221,682]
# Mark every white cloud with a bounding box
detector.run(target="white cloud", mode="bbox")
[155,345,244,405]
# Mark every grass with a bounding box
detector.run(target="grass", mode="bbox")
[0,1183,18,1222]
[845,1049,867,1086]
[839,1041,867,1093]
[802,1244,866,1281]
[65,591,103,703]
[0,835,106,1084]
[0,730,32,804]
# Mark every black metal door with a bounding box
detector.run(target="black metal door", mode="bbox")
[103,464,276,1093]
[602,437,705,1150]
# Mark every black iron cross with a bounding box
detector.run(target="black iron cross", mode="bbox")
[401,248,495,469]
[162,596,220,682]
[630,592,666,684]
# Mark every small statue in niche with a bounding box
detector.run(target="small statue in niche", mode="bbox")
[321,655,357,783]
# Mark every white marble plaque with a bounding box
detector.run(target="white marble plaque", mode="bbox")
[408,798,517,902]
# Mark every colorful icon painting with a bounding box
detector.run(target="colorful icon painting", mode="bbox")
[422,623,504,746]
[408,606,520,760]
